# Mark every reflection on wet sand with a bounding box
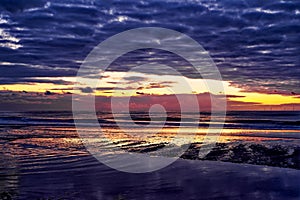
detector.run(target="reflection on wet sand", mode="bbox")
[17,155,300,200]
[0,151,19,199]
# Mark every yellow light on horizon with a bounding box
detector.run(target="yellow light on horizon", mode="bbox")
[1,72,300,107]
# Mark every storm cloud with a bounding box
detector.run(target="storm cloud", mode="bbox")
[0,0,299,93]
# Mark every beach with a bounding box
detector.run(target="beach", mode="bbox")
[0,111,299,199]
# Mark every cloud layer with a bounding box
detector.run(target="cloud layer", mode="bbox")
[0,0,299,94]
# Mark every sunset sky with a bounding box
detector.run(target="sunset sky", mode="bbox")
[0,0,299,111]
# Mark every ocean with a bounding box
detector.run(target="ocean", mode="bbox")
[0,111,299,199]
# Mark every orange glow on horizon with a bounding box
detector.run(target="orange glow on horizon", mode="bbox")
[1,72,300,110]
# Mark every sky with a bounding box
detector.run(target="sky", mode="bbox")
[0,0,299,111]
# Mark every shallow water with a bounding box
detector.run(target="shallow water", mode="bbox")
[0,111,299,199]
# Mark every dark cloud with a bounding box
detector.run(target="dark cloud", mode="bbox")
[51,87,73,91]
[0,64,77,78]
[123,76,148,83]
[0,0,299,94]
[79,87,94,93]
[0,0,46,13]
[94,81,176,92]
[96,86,136,91]
[0,77,74,85]
[0,90,72,111]
[136,91,146,95]
[0,90,299,111]
[44,91,54,95]
[138,82,174,90]
[225,94,246,98]
[106,81,119,85]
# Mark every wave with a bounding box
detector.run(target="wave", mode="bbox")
[0,111,299,130]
